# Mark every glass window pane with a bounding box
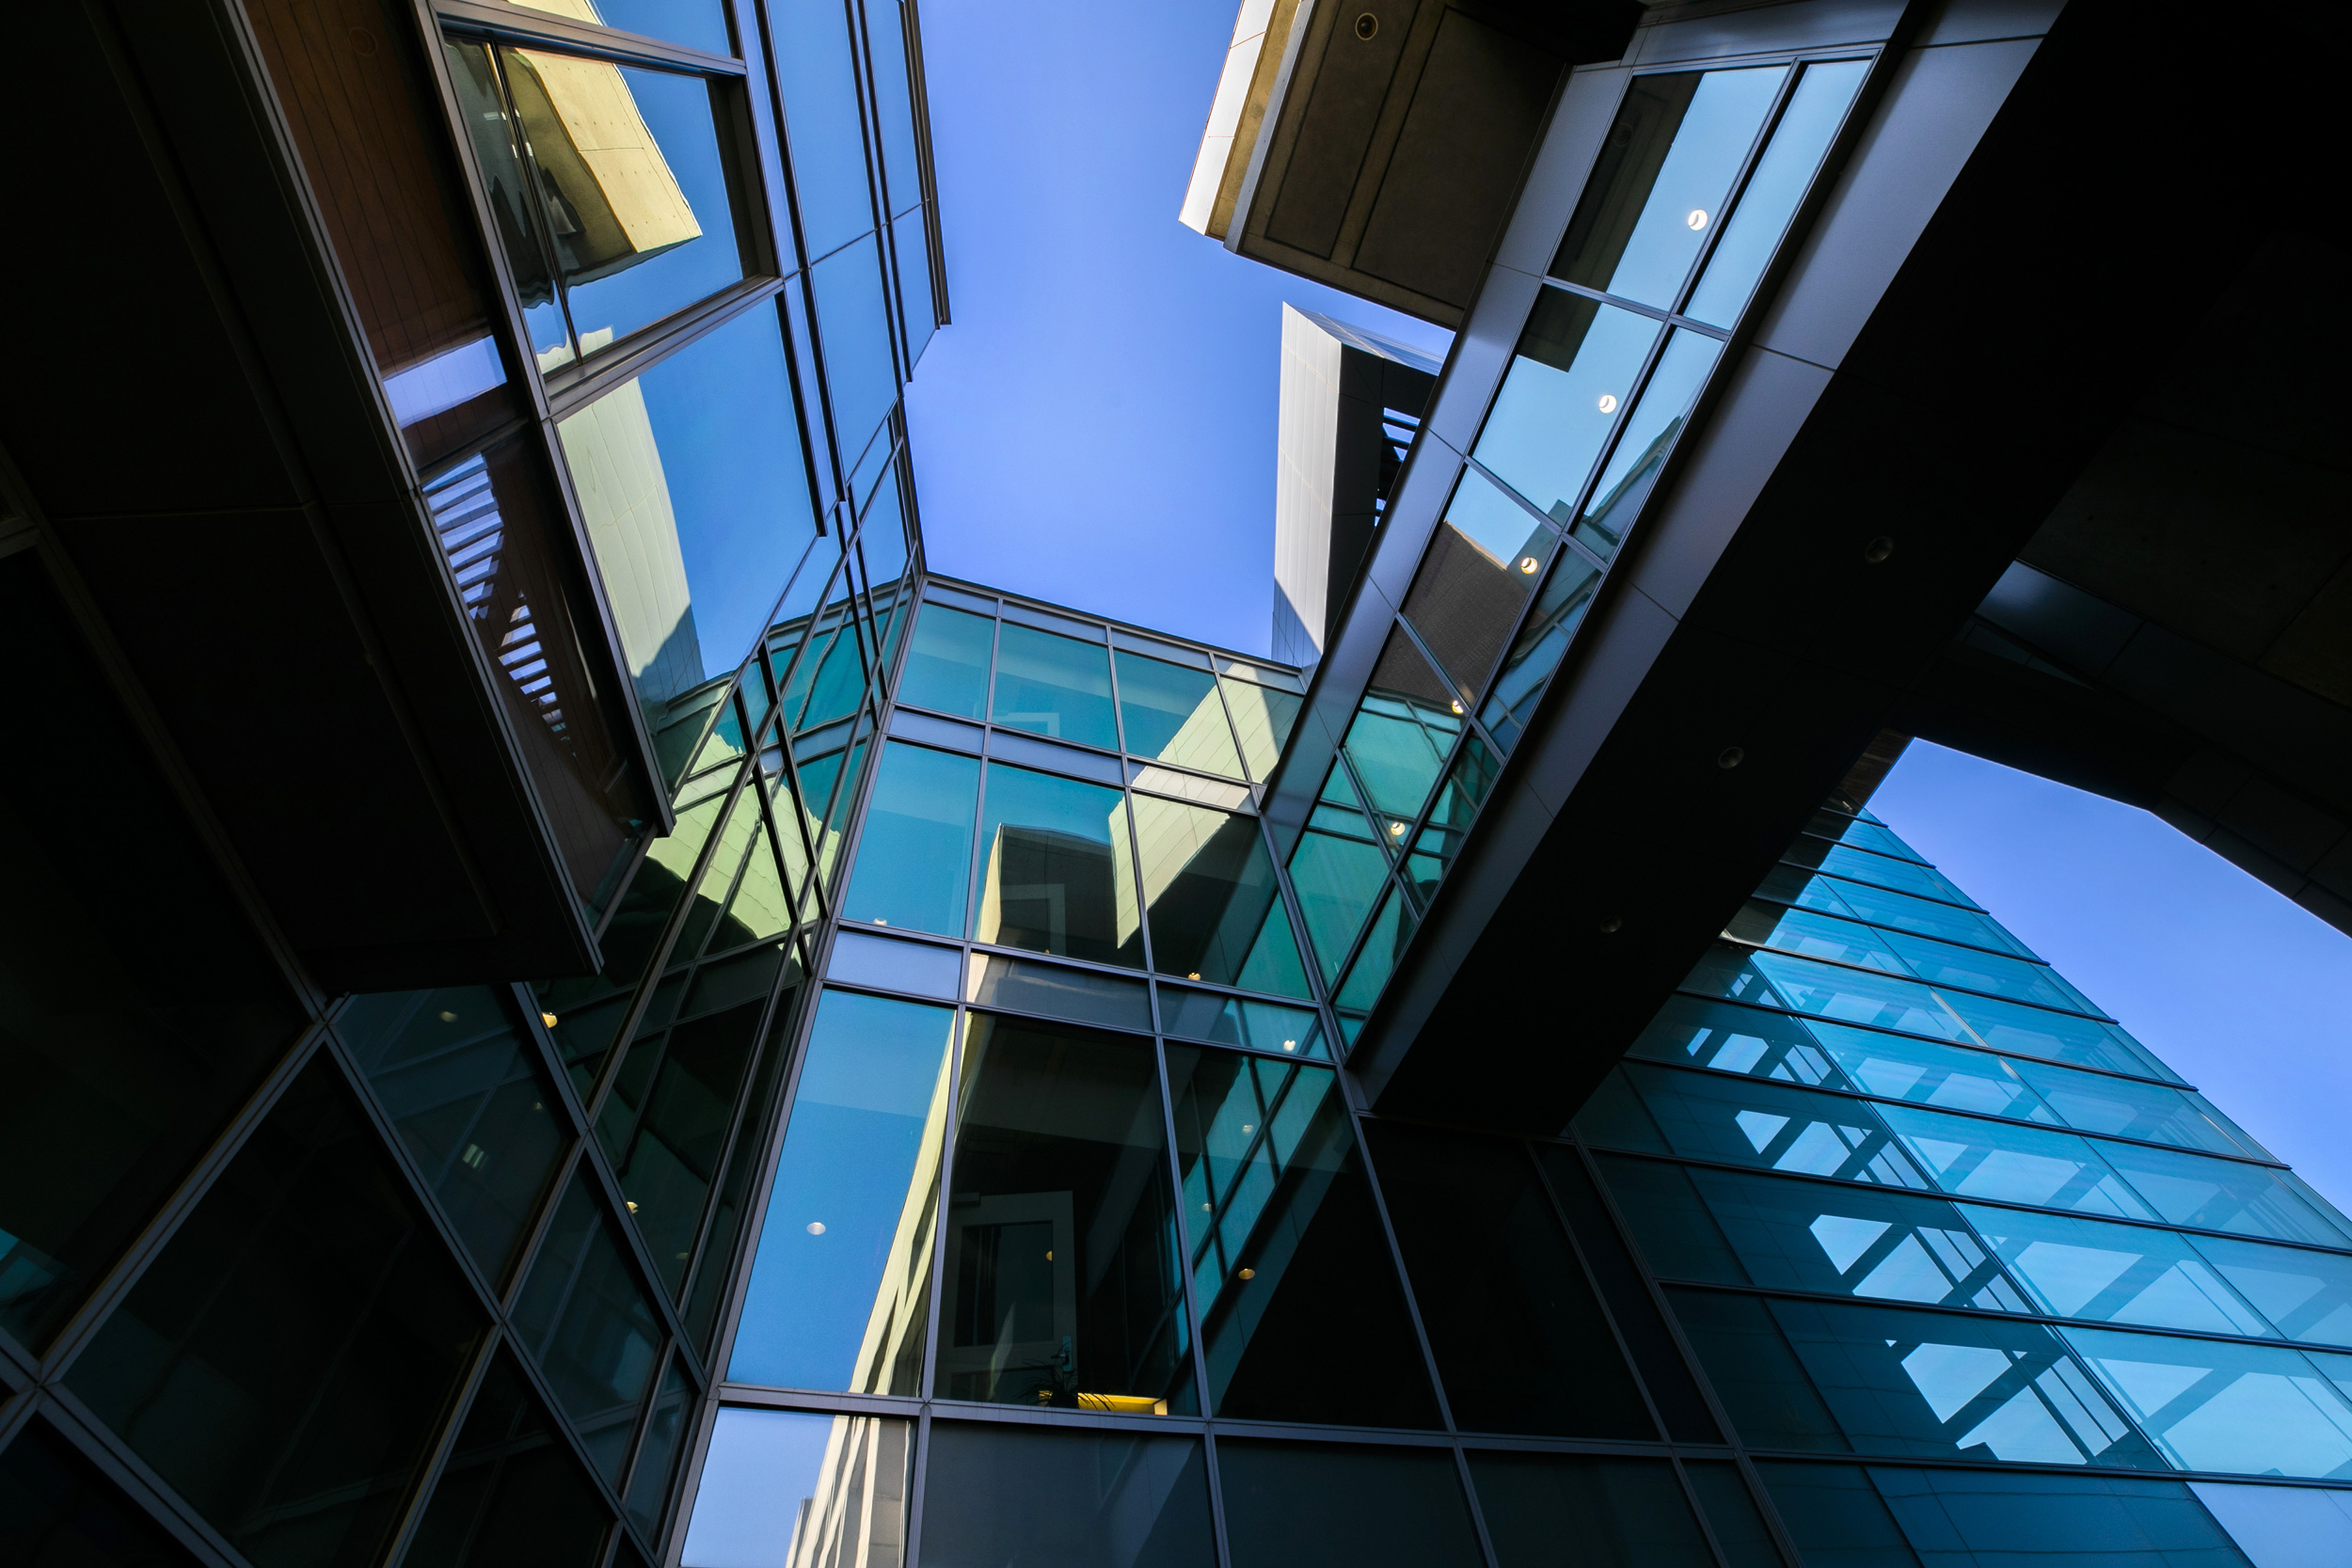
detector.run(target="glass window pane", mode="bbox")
[1129,798,1308,995]
[1877,930,2101,1015]
[1687,59,1869,326]
[1876,1102,2154,1219]
[511,1165,667,1483]
[934,1016,1187,1409]
[813,232,898,454]
[1401,467,1552,697]
[1607,1157,2030,1313]
[2065,1327,2352,1479]
[827,927,962,998]
[683,1409,911,1568]
[406,1348,612,1568]
[2189,1234,2352,1347]
[341,986,568,1286]
[964,952,1152,1033]
[1473,291,1661,524]
[730,990,954,1392]
[1674,1291,2162,1467]
[624,1355,692,1538]
[895,206,937,364]
[1343,629,1460,826]
[442,40,571,366]
[1286,808,1391,985]
[773,0,873,261]
[1783,836,1984,911]
[1333,882,1417,1022]
[1216,1439,1484,1568]
[1467,1452,1714,1568]
[0,1418,205,1568]
[1680,1462,1785,1568]
[1553,68,1787,307]
[1219,675,1303,782]
[2096,1140,2352,1247]
[1157,986,1324,1058]
[1578,1063,1929,1188]
[1629,994,1852,1086]
[559,307,817,731]
[1874,1468,2255,1568]
[507,0,729,52]
[64,1056,485,1564]
[1960,1206,2273,1337]
[1573,329,1722,558]
[504,51,743,345]
[609,991,774,1292]
[1114,651,1246,776]
[1768,867,2035,956]
[971,762,1137,965]
[1756,1463,1922,1568]
[1169,1050,1442,1427]
[864,0,922,214]
[2005,1059,2251,1156]
[1810,1026,2057,1125]
[914,1423,1214,1568]
[842,741,980,936]
[1729,900,1911,974]
[1370,1123,1652,1437]
[1481,552,1602,752]
[992,624,1118,749]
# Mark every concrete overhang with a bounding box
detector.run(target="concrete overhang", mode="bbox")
[1180,0,1645,325]
[3,0,669,991]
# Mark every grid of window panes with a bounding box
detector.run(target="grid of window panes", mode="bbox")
[679,781,2352,1568]
[1301,55,1875,1042]
[0,0,941,1562]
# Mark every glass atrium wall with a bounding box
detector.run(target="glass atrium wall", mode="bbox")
[0,0,938,1562]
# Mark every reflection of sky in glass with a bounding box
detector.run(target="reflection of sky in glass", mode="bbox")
[1687,60,1867,326]
[1473,300,1658,521]
[815,233,898,457]
[511,0,731,55]
[681,1408,834,1568]
[774,0,873,261]
[1603,67,1783,308]
[2066,1327,2352,1479]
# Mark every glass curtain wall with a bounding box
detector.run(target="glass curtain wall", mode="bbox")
[0,0,941,1566]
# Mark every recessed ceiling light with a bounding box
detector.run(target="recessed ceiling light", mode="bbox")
[1518,556,1539,574]
[1687,208,1709,230]
[1237,1267,1256,1279]
[806,1221,827,1235]
[1597,393,1618,414]
[1389,821,1407,837]
[541,1011,559,1027]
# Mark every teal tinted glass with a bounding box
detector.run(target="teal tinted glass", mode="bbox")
[1473,291,1661,524]
[2064,1327,2352,1479]
[1578,1063,1927,1188]
[1687,59,1869,326]
[730,990,955,1391]
[992,623,1118,749]
[1784,837,1982,908]
[1553,67,1787,308]
[1574,329,1722,558]
[971,762,1136,966]
[1129,796,1309,995]
[1763,865,2035,955]
[1876,1103,2156,1220]
[1220,676,1302,782]
[2189,1235,2352,1347]
[1805,1023,2058,1124]
[2005,1059,2249,1155]
[1401,467,1553,698]
[899,603,994,717]
[1409,732,1500,897]
[1286,779,1392,983]
[1960,1205,2273,1337]
[1728,899,1910,973]
[1158,986,1325,1057]
[2095,1140,2352,1247]
[1342,629,1460,825]
[841,741,980,937]
[1116,651,1246,776]
[1334,884,1416,1021]
[1629,993,1851,1087]
[1482,553,1603,752]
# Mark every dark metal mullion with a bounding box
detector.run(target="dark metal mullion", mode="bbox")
[574,1104,715,1394]
[1665,1453,1743,1568]
[1151,1036,1221,1441]
[1717,931,2136,1039]
[379,1326,507,1568]
[1740,884,2054,967]
[434,0,746,74]
[481,40,584,364]
[542,276,789,419]
[20,1392,249,1568]
[1518,1139,1680,1441]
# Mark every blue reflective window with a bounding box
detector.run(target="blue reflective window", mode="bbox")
[1578,1062,1928,1188]
[1764,866,2036,956]
[992,623,1118,750]
[1481,553,1603,752]
[894,207,936,366]
[507,0,732,56]
[1129,796,1310,996]
[841,741,979,937]
[682,1409,911,1568]
[728,990,954,1391]
[812,233,898,456]
[2189,1235,2352,1347]
[2095,1140,2352,1247]
[971,762,1136,965]
[1473,292,1661,524]
[2066,1327,2352,1479]
[773,0,873,261]
[1573,329,1722,558]
[1687,60,1869,326]
[1962,1206,2274,1337]
[1115,651,1246,776]
[863,0,923,216]
[899,603,994,718]
[1878,1102,2156,1220]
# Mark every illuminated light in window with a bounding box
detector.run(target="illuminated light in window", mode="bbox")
[626,1200,640,1213]
[806,1221,827,1235]
[1282,1039,1298,1052]
[1597,393,1619,414]
[541,1011,559,1027]
[873,916,888,926]
[1187,972,1201,979]
[1451,700,1464,714]
[1389,821,1408,838]
[1518,556,1539,574]
[438,1010,459,1022]
[1687,208,1709,230]
[1237,1267,1256,1279]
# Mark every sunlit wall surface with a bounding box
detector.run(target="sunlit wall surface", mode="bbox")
[0,0,940,1562]
[684,766,2350,1567]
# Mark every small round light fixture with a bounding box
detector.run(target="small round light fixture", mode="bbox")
[438,1010,458,1023]
[806,1221,827,1236]
[1389,820,1408,838]
[1355,11,1378,40]
[1450,699,1465,715]
[541,1011,559,1028]
[1865,535,1895,563]
[626,1200,639,1213]
[1187,971,1201,980]
[1717,746,1745,769]
[1599,915,1625,934]
[1518,555,1539,574]
[1282,1039,1298,1052]
[1687,208,1709,230]
[1597,393,1619,414]
[1238,1267,1258,1280]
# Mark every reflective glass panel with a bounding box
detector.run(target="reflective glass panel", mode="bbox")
[1401,467,1553,697]
[1216,1440,1484,1568]
[507,0,731,55]
[1728,900,1910,974]
[2189,1235,2352,1347]
[1481,552,1603,752]
[2065,1327,2352,1479]
[1764,866,2034,955]
[0,1418,206,1568]
[1553,68,1787,308]
[504,50,743,348]
[683,1409,911,1568]
[1681,1463,1785,1568]
[1407,731,1499,898]
[1157,986,1325,1057]
[730,991,955,1392]
[1370,1123,1653,1436]
[1783,837,1981,909]
[1574,329,1722,558]
[1473,291,1661,523]
[899,603,993,718]
[1603,1157,2030,1312]
[1674,1291,2162,1467]
[442,40,570,364]
[971,762,1137,966]
[1169,1050,1442,1426]
[1285,779,1391,983]
[559,308,816,732]
[1629,994,1850,1086]
[1128,797,1310,995]
[1811,1024,2058,1123]
[773,0,873,260]
[1878,930,2102,1015]
[1576,1063,1929,1188]
[1334,882,1417,1022]
[1219,675,1303,782]
[992,623,1118,749]
[2096,1140,2352,1247]
[2005,1059,2252,1156]
[934,1016,1186,1410]
[1960,1206,2273,1336]
[1343,628,1460,824]
[916,1424,1215,1568]
[1468,1453,1715,1568]
[407,1348,612,1568]
[511,1166,667,1483]
[896,206,937,365]
[964,952,1152,1033]
[842,741,980,937]
[1876,1103,2155,1219]
[813,232,898,454]
[1115,651,1246,776]
[1688,61,1869,325]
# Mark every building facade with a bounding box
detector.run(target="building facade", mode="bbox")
[4,0,2348,1565]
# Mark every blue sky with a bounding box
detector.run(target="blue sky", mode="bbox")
[897,4,2352,1211]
